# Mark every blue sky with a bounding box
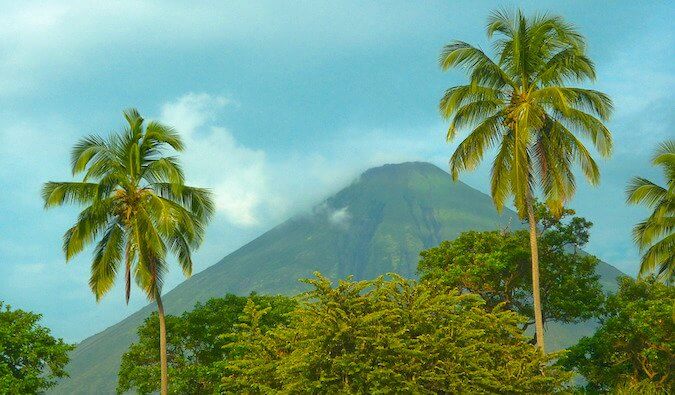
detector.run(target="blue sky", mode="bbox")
[0,0,672,342]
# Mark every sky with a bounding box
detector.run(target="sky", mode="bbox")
[0,0,672,342]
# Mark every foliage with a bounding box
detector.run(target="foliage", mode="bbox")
[42,108,214,302]
[560,277,674,392]
[439,8,613,217]
[418,205,605,329]
[220,274,570,394]
[626,139,674,280]
[0,302,74,394]
[117,294,295,394]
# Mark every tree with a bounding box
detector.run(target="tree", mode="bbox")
[418,205,604,335]
[560,277,674,392]
[439,9,613,351]
[117,294,296,394]
[626,140,674,280]
[42,109,214,395]
[0,302,74,394]
[221,274,570,393]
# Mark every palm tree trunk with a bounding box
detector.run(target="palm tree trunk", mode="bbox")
[526,197,545,353]
[156,292,169,395]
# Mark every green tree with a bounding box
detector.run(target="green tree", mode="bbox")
[626,140,674,280]
[439,9,613,351]
[42,109,214,395]
[221,274,570,393]
[418,206,604,334]
[0,302,74,394]
[117,294,295,394]
[560,277,674,392]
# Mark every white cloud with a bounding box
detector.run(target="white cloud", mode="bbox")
[159,93,281,227]
[328,206,351,229]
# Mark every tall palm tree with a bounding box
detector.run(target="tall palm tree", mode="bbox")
[439,9,613,351]
[626,140,674,280]
[42,109,214,394]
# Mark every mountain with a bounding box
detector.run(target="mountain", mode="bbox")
[50,162,624,394]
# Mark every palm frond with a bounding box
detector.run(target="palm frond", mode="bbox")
[549,119,601,185]
[89,222,124,301]
[486,8,515,38]
[62,198,115,260]
[566,88,613,120]
[638,233,675,278]
[490,132,514,213]
[632,211,674,248]
[533,48,595,85]
[71,135,108,176]
[142,157,185,185]
[151,183,215,222]
[557,108,613,157]
[447,101,502,138]
[123,108,144,138]
[626,140,673,279]
[510,121,534,217]
[626,178,667,207]
[438,41,515,89]
[439,85,502,120]
[449,115,504,180]
[652,140,675,182]
[42,182,100,208]
[142,121,184,152]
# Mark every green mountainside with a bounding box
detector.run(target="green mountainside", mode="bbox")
[51,162,624,394]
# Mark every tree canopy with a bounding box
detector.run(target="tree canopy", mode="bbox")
[220,274,569,394]
[0,302,74,394]
[117,294,296,395]
[418,205,605,329]
[560,276,674,392]
[440,9,613,217]
[42,109,214,303]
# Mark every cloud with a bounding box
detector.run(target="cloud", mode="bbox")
[328,206,351,229]
[159,93,281,227]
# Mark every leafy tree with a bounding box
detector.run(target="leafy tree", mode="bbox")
[439,9,613,351]
[42,109,214,395]
[117,294,295,395]
[0,302,74,394]
[418,205,604,332]
[560,277,674,392]
[221,274,570,394]
[626,140,674,280]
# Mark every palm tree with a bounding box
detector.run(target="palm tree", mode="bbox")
[42,109,214,395]
[626,140,674,280]
[439,9,613,351]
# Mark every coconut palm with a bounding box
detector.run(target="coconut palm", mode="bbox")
[42,109,214,395]
[626,140,674,280]
[439,9,613,351]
